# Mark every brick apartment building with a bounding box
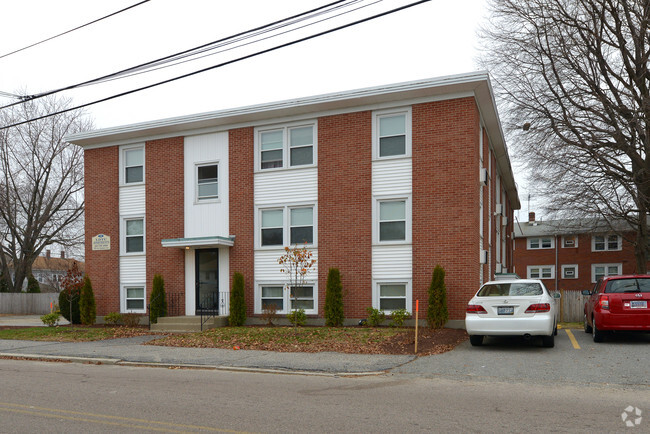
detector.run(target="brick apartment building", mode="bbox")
[513,212,647,292]
[68,72,520,326]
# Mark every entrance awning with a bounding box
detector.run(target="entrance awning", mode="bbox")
[161,235,235,249]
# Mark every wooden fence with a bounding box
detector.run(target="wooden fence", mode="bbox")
[559,289,586,323]
[0,293,59,315]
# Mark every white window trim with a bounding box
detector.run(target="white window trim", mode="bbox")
[372,107,412,161]
[373,280,412,313]
[562,235,578,248]
[119,143,145,186]
[254,121,318,172]
[591,263,622,283]
[121,284,146,314]
[561,264,578,279]
[255,281,318,315]
[373,195,412,245]
[121,216,146,256]
[527,237,554,250]
[255,204,318,249]
[591,234,622,252]
[527,265,555,280]
[195,161,220,204]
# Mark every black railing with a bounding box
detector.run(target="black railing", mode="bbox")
[148,292,184,330]
[199,292,219,331]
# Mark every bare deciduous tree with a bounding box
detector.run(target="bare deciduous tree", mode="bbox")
[480,0,650,272]
[0,96,92,291]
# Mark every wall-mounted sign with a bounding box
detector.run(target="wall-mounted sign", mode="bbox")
[92,234,110,251]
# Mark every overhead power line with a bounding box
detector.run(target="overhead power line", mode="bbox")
[0,0,352,110]
[0,0,431,131]
[0,1,151,61]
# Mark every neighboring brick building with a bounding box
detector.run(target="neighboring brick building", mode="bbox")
[513,212,646,292]
[68,72,520,327]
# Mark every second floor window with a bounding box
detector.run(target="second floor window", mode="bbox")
[378,114,406,157]
[125,219,144,253]
[528,237,553,249]
[197,164,218,200]
[124,148,144,184]
[593,235,621,251]
[379,200,406,242]
[259,124,315,170]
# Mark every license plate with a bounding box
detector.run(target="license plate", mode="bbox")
[630,300,647,309]
[497,306,514,315]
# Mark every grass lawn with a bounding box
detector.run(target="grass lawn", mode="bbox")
[0,326,153,342]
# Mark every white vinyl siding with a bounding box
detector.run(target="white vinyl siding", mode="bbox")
[372,245,412,280]
[254,168,318,206]
[372,159,411,196]
[184,132,229,239]
[119,187,146,215]
[254,250,319,283]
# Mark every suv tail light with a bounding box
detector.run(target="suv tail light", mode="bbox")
[599,295,609,310]
[525,303,551,313]
[466,304,487,314]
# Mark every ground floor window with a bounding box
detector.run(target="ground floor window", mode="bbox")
[592,263,621,282]
[257,283,316,314]
[374,281,411,313]
[124,286,145,313]
[527,265,554,279]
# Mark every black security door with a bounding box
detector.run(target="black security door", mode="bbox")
[195,249,219,314]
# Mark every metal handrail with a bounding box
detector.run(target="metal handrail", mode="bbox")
[199,292,219,331]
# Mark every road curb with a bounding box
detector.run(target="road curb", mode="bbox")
[0,353,119,365]
[0,353,386,377]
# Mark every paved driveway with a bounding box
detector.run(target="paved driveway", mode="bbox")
[396,328,650,387]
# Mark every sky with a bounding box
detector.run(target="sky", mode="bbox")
[0,0,536,219]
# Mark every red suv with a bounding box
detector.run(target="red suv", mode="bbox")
[582,275,650,342]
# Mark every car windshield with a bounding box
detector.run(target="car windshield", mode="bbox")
[476,282,543,297]
[605,278,650,293]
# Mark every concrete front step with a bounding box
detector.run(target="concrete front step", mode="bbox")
[150,315,228,333]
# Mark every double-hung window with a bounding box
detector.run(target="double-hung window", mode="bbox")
[378,283,407,311]
[258,123,315,170]
[125,218,144,253]
[290,207,313,244]
[528,237,553,249]
[125,286,145,312]
[261,209,283,246]
[592,263,621,282]
[379,114,406,157]
[260,130,283,169]
[260,206,316,247]
[593,235,621,251]
[124,147,144,184]
[379,200,406,242]
[197,164,218,200]
[375,108,411,159]
[527,265,554,279]
[259,284,316,314]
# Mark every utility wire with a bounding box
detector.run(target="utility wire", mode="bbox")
[0,0,431,131]
[0,1,151,61]
[92,0,381,85]
[0,0,351,110]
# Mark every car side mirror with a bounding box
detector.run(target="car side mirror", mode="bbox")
[581,290,591,296]
[553,292,561,299]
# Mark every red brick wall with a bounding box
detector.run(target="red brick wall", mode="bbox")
[229,127,255,317]
[145,137,185,312]
[513,233,638,292]
[84,146,120,315]
[412,98,481,320]
[317,112,373,318]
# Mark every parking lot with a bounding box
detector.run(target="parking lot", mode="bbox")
[396,327,650,387]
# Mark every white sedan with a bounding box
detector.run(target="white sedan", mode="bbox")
[465,279,560,347]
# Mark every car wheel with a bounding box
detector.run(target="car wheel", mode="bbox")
[592,318,604,343]
[584,313,592,333]
[469,335,484,346]
[542,334,555,348]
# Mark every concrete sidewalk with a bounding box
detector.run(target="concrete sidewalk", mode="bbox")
[0,316,414,375]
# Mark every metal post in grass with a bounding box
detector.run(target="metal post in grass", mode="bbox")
[414,299,419,354]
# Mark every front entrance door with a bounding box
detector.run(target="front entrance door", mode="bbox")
[195,249,219,315]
